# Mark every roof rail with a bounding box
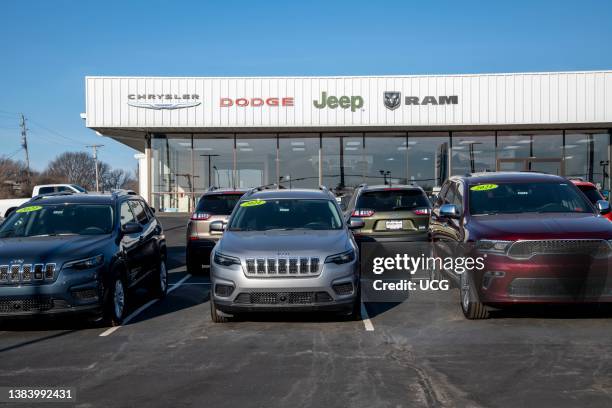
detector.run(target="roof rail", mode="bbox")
[206,186,218,192]
[28,191,78,202]
[111,189,137,199]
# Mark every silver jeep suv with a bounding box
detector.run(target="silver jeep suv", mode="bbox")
[209,187,360,322]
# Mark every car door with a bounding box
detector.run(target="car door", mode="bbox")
[119,200,146,286]
[129,200,157,281]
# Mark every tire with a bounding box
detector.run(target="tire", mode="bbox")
[103,272,128,326]
[210,297,229,323]
[150,257,168,299]
[460,272,489,320]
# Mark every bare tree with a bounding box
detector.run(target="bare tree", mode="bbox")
[101,168,137,191]
[45,152,97,190]
[0,158,34,198]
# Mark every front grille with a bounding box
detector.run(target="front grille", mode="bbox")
[243,257,321,277]
[0,263,57,285]
[507,240,608,259]
[508,278,612,298]
[239,291,330,305]
[0,296,54,313]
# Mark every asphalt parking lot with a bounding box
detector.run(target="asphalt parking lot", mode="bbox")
[1,214,612,407]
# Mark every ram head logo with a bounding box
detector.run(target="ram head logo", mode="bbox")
[383,91,401,111]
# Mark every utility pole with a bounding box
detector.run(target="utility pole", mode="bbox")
[20,114,31,185]
[86,144,104,192]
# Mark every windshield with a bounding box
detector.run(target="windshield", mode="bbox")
[196,193,243,215]
[469,182,593,215]
[576,185,604,204]
[71,185,87,193]
[0,204,114,238]
[356,189,430,211]
[228,199,343,231]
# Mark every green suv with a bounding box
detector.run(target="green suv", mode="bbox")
[344,184,431,243]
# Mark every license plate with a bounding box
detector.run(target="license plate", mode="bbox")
[385,220,403,230]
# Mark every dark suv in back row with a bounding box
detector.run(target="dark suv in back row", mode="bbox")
[0,191,167,325]
[344,184,431,243]
[430,172,612,319]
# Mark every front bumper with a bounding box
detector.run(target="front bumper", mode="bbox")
[211,259,359,314]
[0,268,102,318]
[476,254,612,305]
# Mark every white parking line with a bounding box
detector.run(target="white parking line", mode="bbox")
[99,273,192,337]
[360,303,374,331]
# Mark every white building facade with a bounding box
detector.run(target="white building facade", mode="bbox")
[85,71,612,211]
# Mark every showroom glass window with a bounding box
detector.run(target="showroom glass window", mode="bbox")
[364,133,408,185]
[406,132,451,191]
[193,135,234,191]
[565,132,610,188]
[235,134,277,188]
[278,134,320,188]
[497,131,563,174]
[322,134,365,191]
[451,132,495,175]
[151,134,192,212]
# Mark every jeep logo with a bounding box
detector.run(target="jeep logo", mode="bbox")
[313,92,364,112]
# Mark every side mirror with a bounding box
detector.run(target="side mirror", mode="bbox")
[348,217,365,229]
[439,204,460,218]
[121,222,143,234]
[596,200,611,215]
[209,221,226,232]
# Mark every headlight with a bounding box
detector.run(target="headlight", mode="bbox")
[325,249,356,264]
[476,240,512,255]
[213,252,241,267]
[64,254,104,270]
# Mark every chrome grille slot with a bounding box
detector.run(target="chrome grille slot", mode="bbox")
[0,266,8,282]
[243,257,322,278]
[299,258,309,274]
[22,264,32,282]
[10,265,20,282]
[256,259,266,274]
[44,264,56,280]
[246,259,256,274]
[34,264,44,280]
[310,258,320,274]
[266,259,277,274]
[289,258,298,274]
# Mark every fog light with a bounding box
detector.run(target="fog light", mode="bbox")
[214,284,234,297]
[482,271,505,289]
[315,292,333,302]
[332,282,354,295]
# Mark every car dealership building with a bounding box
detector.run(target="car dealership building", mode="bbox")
[84,70,612,212]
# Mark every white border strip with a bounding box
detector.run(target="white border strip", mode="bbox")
[360,303,374,331]
[99,274,192,337]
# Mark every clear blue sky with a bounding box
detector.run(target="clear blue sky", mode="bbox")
[1,0,611,173]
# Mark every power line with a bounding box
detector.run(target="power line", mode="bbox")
[27,119,85,145]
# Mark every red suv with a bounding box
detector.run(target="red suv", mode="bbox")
[430,172,612,319]
[571,179,612,221]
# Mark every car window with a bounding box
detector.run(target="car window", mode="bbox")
[130,201,149,225]
[0,204,114,237]
[437,182,451,207]
[469,182,593,215]
[120,201,136,226]
[56,186,69,192]
[229,199,343,231]
[577,186,604,204]
[196,193,243,215]
[355,189,430,212]
[38,187,54,194]
[445,186,456,205]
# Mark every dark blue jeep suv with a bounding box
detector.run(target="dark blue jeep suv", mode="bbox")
[0,190,167,325]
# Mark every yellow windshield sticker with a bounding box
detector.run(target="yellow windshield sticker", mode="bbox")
[16,205,43,213]
[240,199,266,207]
[470,184,498,192]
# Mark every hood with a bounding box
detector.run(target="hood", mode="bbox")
[217,229,351,258]
[0,235,110,266]
[467,213,612,241]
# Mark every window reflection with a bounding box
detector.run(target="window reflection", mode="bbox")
[451,132,495,175]
[193,136,234,190]
[322,134,365,190]
[407,133,450,191]
[235,135,277,188]
[364,133,407,185]
[278,135,319,188]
